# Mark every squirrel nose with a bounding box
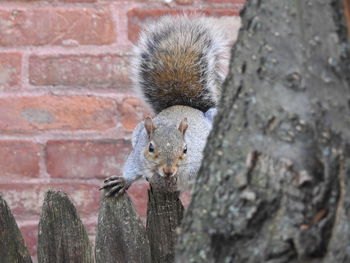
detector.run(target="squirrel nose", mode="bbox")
[163,166,176,177]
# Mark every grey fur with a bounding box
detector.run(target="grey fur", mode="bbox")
[123,105,213,191]
[102,16,227,195]
[132,15,230,113]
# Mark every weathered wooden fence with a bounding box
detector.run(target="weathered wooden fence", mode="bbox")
[0,176,184,263]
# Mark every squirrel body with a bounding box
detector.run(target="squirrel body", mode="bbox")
[123,105,214,191]
[102,16,229,196]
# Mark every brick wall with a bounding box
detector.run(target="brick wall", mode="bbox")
[0,0,243,260]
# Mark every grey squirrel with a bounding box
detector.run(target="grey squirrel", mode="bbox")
[101,16,230,197]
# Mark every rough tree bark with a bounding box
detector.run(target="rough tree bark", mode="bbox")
[177,0,350,262]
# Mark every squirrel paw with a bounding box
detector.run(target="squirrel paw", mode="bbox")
[99,176,130,198]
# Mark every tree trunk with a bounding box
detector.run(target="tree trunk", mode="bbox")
[177,0,350,262]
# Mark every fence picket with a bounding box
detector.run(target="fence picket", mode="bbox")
[146,189,184,263]
[37,190,93,263]
[95,193,151,263]
[1,181,185,263]
[0,195,32,263]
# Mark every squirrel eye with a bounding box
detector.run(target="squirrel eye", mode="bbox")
[149,142,155,153]
[183,144,187,154]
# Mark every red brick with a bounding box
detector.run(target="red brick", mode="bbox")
[0,181,149,220]
[344,0,350,37]
[0,8,115,47]
[61,0,95,2]
[174,0,194,5]
[205,0,245,2]
[127,8,241,42]
[19,223,38,257]
[29,55,130,89]
[81,216,98,236]
[0,182,102,217]
[127,181,149,217]
[180,191,192,208]
[18,217,98,259]
[0,53,21,91]
[0,141,40,179]
[0,96,117,132]
[120,97,151,131]
[2,182,150,260]
[46,140,132,179]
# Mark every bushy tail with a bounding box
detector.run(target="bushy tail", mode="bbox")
[132,16,230,113]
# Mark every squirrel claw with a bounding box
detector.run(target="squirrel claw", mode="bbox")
[100,176,129,198]
[104,175,119,183]
[100,179,124,190]
[105,186,126,198]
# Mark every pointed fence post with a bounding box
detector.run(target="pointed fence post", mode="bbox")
[95,193,151,263]
[37,190,93,263]
[146,174,185,263]
[0,195,32,263]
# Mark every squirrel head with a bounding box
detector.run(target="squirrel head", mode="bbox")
[143,117,188,178]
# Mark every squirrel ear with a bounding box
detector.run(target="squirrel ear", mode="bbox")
[178,118,188,136]
[144,117,156,138]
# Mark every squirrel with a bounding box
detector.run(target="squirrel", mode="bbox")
[101,15,230,197]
